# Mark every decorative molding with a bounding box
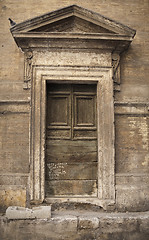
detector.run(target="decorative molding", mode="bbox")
[0,100,30,103]
[116,173,149,177]
[0,173,29,176]
[115,101,149,106]
[30,66,115,209]
[0,111,29,115]
[114,101,149,115]
[112,53,120,91]
[0,101,30,114]
[23,50,33,90]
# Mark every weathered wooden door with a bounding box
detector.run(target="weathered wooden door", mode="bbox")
[45,83,97,197]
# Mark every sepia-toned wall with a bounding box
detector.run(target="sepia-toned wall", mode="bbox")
[0,0,149,212]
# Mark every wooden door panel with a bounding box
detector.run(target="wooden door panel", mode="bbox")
[46,180,97,197]
[46,139,97,150]
[46,83,97,198]
[46,162,97,180]
[73,129,97,139]
[48,96,69,125]
[73,84,96,93]
[46,150,97,162]
[47,128,71,139]
[47,92,71,139]
[46,139,97,162]
[74,96,95,126]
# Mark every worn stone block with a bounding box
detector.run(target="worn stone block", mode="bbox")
[139,215,149,233]
[32,206,51,219]
[6,206,34,219]
[0,186,26,212]
[99,216,138,233]
[78,216,99,229]
[51,216,78,233]
[116,186,149,212]
[6,206,51,220]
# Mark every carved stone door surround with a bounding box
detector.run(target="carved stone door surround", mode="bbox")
[30,65,114,209]
[10,5,136,209]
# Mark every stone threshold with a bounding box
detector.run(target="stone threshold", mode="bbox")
[52,209,149,218]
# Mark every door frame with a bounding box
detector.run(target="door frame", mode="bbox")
[30,65,115,209]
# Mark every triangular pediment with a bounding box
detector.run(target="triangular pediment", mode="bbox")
[28,16,115,34]
[10,5,136,37]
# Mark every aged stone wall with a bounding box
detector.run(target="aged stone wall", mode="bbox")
[0,0,149,212]
[1,211,149,240]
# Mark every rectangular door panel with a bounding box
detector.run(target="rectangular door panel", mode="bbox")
[46,162,97,180]
[47,92,71,139]
[46,139,97,162]
[47,128,71,139]
[74,96,95,126]
[48,96,70,126]
[46,180,97,197]
[73,129,97,139]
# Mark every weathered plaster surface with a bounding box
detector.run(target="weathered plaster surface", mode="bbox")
[0,1,149,212]
[0,186,26,213]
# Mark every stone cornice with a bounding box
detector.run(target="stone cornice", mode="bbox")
[10,5,136,56]
[12,32,133,41]
[10,5,136,37]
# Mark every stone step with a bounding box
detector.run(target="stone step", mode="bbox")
[2,209,149,240]
[6,206,51,220]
